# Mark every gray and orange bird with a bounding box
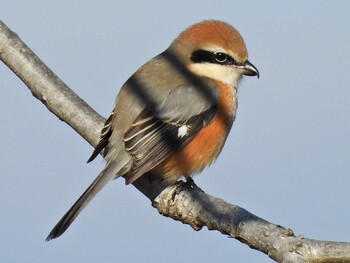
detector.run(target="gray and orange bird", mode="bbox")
[46,20,259,240]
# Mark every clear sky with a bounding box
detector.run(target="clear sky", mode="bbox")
[1,1,349,262]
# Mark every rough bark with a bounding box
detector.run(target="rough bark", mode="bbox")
[1,20,349,263]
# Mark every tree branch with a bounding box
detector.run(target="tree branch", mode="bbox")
[1,20,349,263]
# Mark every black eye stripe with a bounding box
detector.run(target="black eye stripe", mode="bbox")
[190,50,237,65]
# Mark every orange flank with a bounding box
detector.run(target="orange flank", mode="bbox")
[155,82,237,182]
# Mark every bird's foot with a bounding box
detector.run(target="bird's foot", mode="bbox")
[184,177,202,191]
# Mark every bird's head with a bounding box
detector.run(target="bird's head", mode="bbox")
[169,20,259,87]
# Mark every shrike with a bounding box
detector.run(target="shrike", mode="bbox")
[46,20,259,240]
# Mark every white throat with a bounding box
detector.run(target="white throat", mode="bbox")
[189,63,242,87]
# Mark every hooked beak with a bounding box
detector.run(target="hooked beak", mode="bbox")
[236,60,260,78]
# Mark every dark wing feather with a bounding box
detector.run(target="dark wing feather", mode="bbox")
[87,110,114,163]
[123,105,217,185]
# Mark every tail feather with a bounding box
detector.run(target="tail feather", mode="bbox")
[46,164,119,241]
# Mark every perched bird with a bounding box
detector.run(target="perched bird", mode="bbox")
[46,20,259,240]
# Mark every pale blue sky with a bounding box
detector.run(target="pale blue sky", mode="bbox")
[1,1,349,262]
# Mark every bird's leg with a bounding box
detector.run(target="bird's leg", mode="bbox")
[184,176,202,191]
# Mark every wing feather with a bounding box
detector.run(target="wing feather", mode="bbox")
[123,105,217,184]
[87,110,114,163]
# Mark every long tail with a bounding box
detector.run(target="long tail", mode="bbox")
[46,164,119,241]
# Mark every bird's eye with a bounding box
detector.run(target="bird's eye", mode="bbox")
[214,52,228,63]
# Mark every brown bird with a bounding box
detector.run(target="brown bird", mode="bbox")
[46,20,259,240]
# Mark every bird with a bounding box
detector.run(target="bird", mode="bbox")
[46,20,259,240]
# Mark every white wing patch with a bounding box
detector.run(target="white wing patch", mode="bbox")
[177,125,188,138]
